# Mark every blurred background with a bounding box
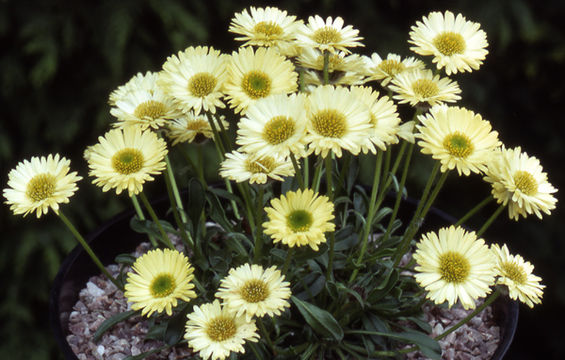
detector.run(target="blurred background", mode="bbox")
[1,0,563,359]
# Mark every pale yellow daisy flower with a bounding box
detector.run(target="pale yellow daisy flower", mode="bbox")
[483,146,558,220]
[389,69,461,107]
[304,85,372,158]
[296,15,364,54]
[229,6,303,54]
[87,126,168,196]
[124,248,197,317]
[216,263,291,322]
[110,75,182,130]
[159,46,228,115]
[167,112,229,146]
[409,11,489,75]
[263,188,335,251]
[236,93,308,159]
[109,71,160,106]
[224,46,298,114]
[350,85,401,153]
[416,105,501,176]
[413,225,496,310]
[491,244,544,308]
[219,150,294,184]
[185,299,259,360]
[3,154,82,218]
[363,53,425,86]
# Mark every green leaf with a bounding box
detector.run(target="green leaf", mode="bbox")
[115,253,137,265]
[93,310,137,342]
[188,178,205,229]
[335,282,365,309]
[291,296,344,341]
[123,344,169,360]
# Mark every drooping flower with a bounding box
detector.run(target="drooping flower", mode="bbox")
[483,146,558,220]
[167,112,229,146]
[229,6,303,56]
[87,126,168,196]
[389,69,461,107]
[363,53,425,86]
[159,46,229,115]
[296,15,364,54]
[219,150,294,184]
[409,11,489,75]
[185,299,259,360]
[110,71,182,130]
[3,154,82,218]
[416,105,501,176]
[491,244,544,308]
[236,93,308,159]
[224,46,298,114]
[304,85,372,158]
[216,263,291,322]
[124,248,197,317]
[263,188,335,251]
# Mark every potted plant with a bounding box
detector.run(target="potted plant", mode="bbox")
[4,6,555,360]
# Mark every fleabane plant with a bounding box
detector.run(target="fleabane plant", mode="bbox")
[4,7,558,360]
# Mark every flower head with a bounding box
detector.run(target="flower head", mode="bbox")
[298,48,367,86]
[167,112,229,146]
[297,15,364,54]
[409,11,489,75]
[224,46,298,114]
[219,150,294,184]
[483,146,558,220]
[4,154,82,218]
[216,263,291,322]
[413,226,496,310]
[229,6,302,55]
[263,188,335,251]
[491,244,544,308]
[124,248,197,317]
[185,299,259,360]
[159,46,228,115]
[305,85,372,158]
[390,69,461,107]
[364,53,425,86]
[416,105,501,176]
[87,126,168,196]
[109,71,181,130]
[236,93,308,159]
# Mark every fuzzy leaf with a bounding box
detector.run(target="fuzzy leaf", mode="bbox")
[291,296,343,341]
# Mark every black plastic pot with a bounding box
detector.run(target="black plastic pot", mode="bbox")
[49,196,518,360]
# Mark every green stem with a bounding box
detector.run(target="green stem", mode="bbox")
[165,155,188,224]
[289,153,304,189]
[322,51,330,85]
[477,203,506,238]
[311,158,324,193]
[131,194,157,248]
[206,112,228,155]
[58,211,122,290]
[304,156,310,189]
[257,318,275,355]
[253,185,265,263]
[455,196,492,227]
[163,163,194,252]
[325,153,336,280]
[281,247,294,276]
[349,150,383,284]
[138,192,175,250]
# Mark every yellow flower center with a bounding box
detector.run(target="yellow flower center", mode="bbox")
[412,79,439,98]
[241,71,272,99]
[149,273,176,298]
[513,170,538,196]
[262,115,296,145]
[287,209,313,232]
[206,317,237,342]
[240,279,270,303]
[500,261,528,285]
[188,72,217,97]
[311,109,347,138]
[378,59,405,76]
[312,26,342,44]
[133,100,166,120]
[185,119,209,132]
[112,148,144,175]
[443,132,474,158]
[439,251,470,283]
[253,21,283,37]
[433,32,466,56]
[26,173,56,202]
[245,156,275,174]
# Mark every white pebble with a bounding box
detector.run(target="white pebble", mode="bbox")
[96,345,105,356]
[87,281,105,297]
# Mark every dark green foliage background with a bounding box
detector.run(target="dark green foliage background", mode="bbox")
[1,0,563,358]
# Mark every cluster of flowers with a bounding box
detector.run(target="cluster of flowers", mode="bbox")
[4,6,558,360]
